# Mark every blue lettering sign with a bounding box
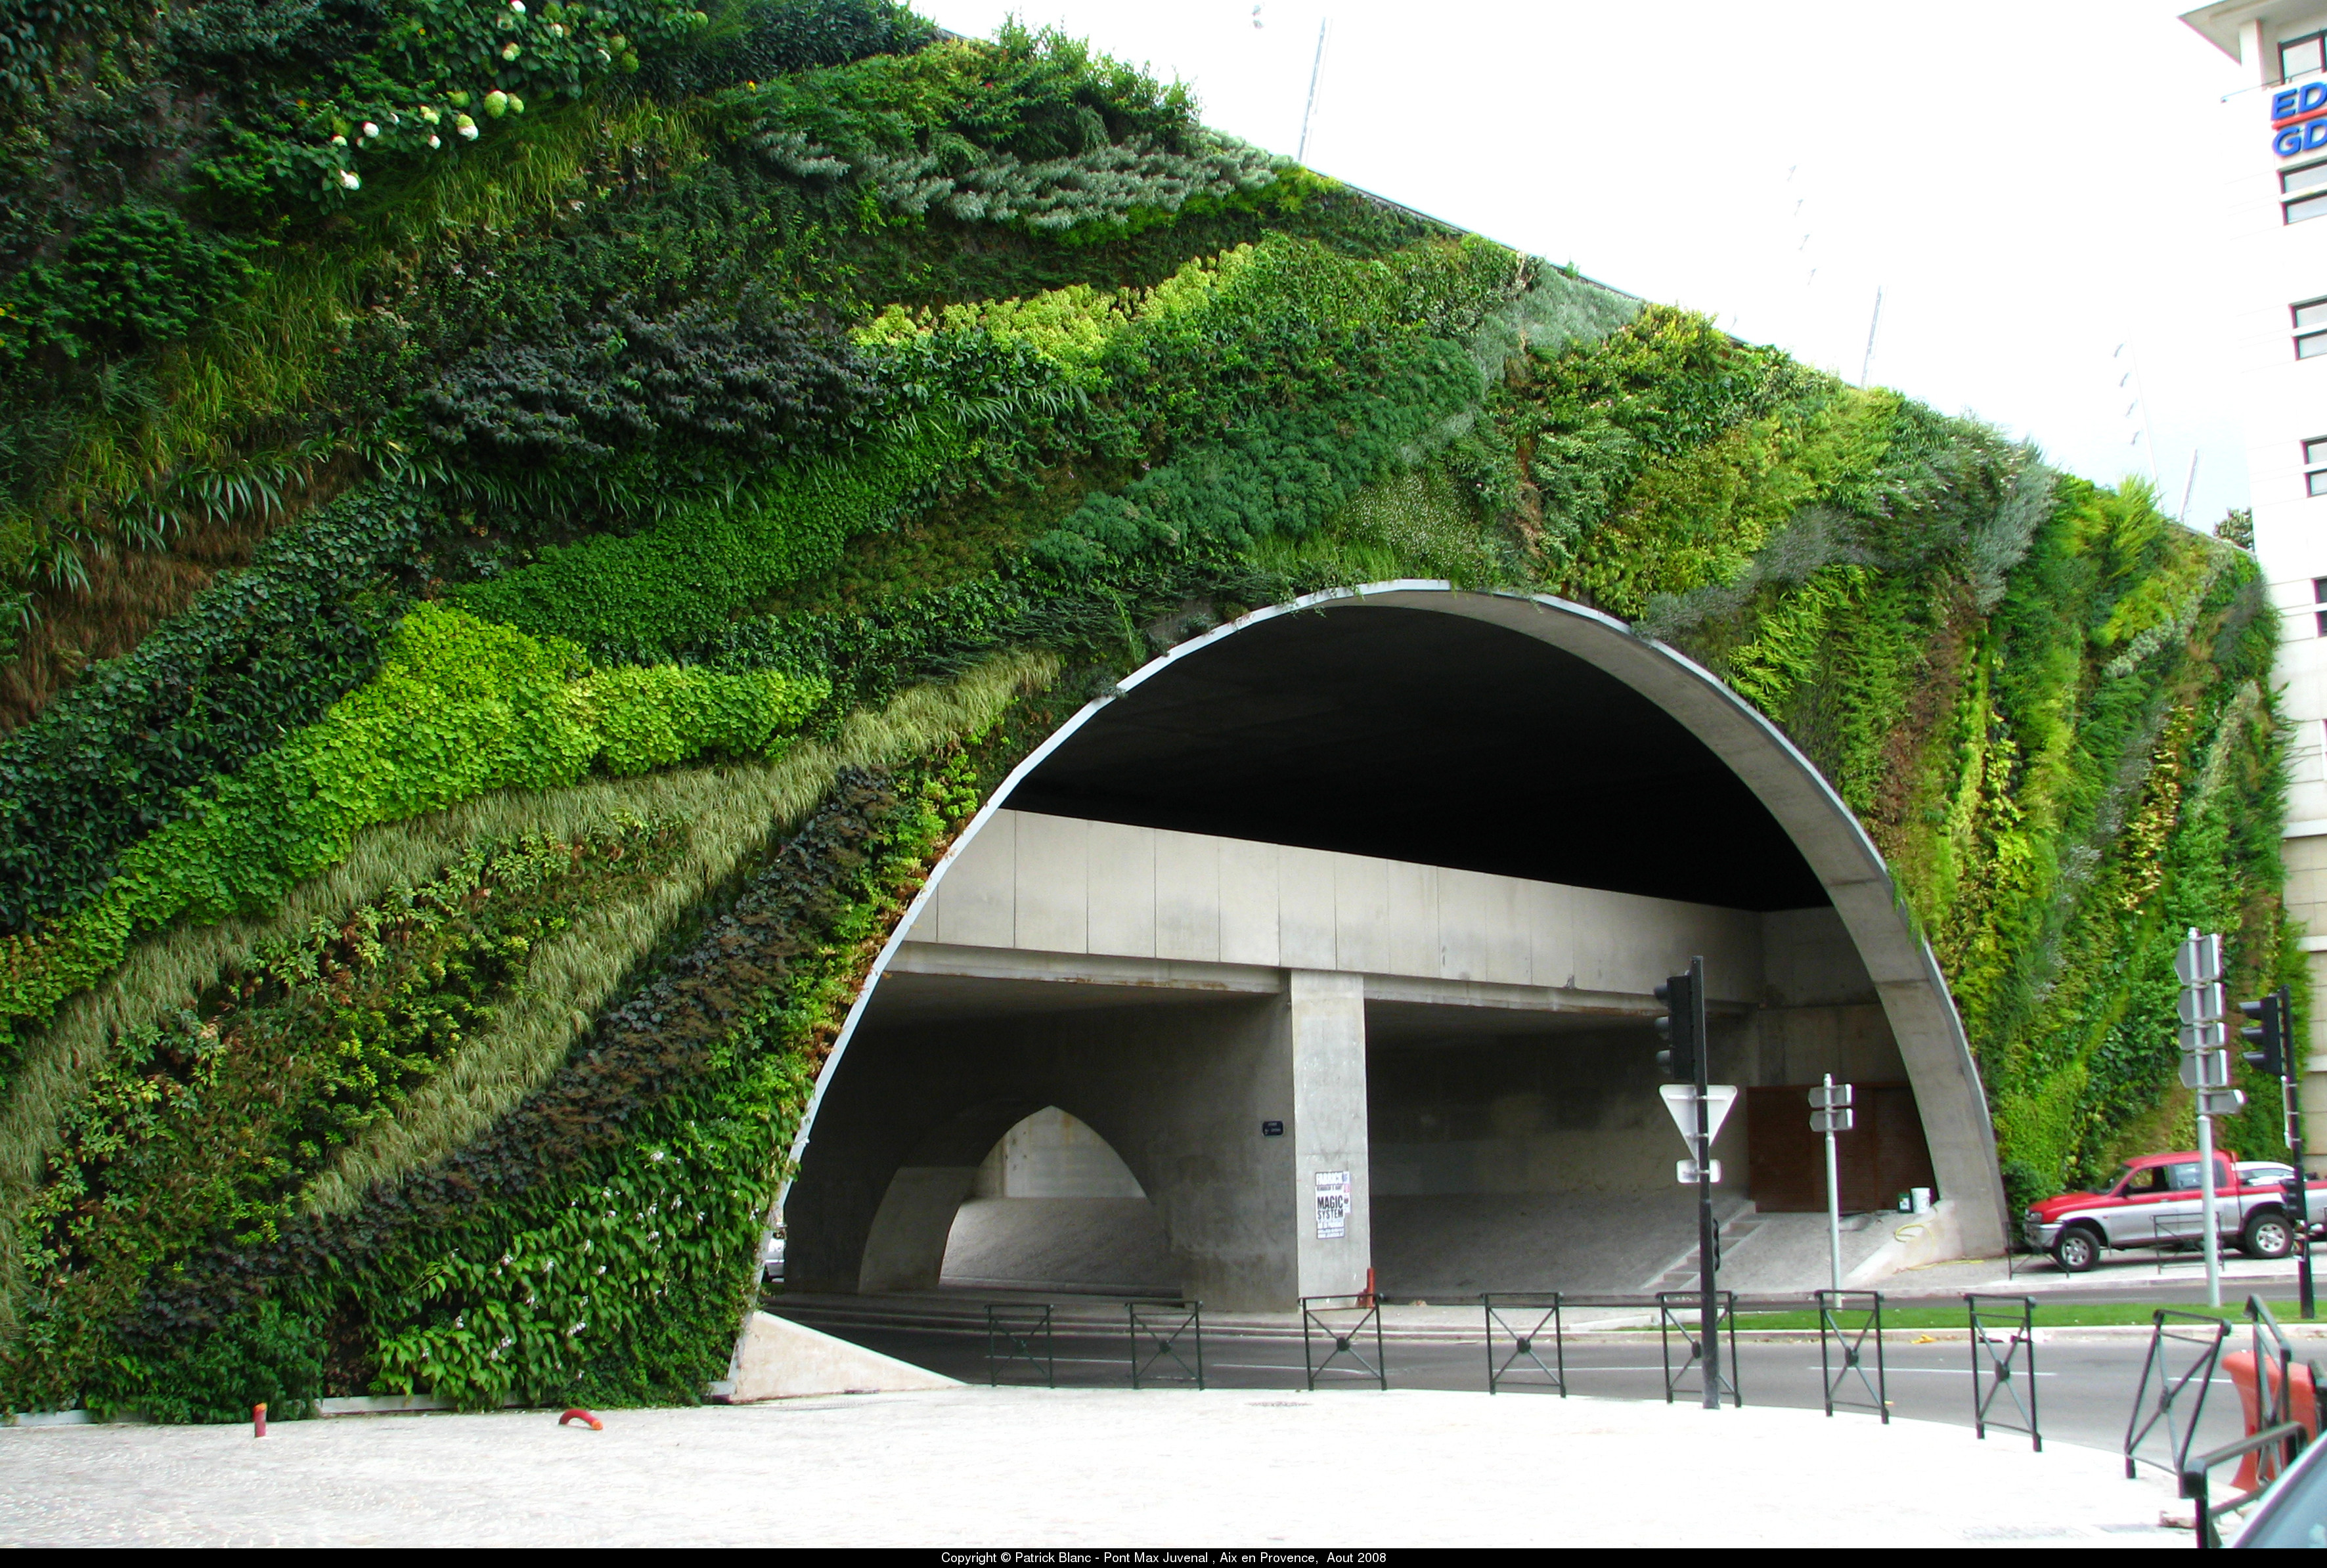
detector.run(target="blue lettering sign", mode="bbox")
[2282,126,2308,156]
[2280,88,2301,118]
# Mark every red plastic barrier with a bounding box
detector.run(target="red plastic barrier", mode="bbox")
[2223,1351,2318,1490]
[558,1407,603,1431]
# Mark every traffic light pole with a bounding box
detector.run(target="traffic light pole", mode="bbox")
[2280,985,2315,1320]
[2294,1082,2316,1320]
[1687,955,1718,1412]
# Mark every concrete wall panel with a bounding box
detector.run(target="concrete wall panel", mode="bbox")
[937,810,1014,949]
[1218,837,1283,968]
[1154,829,1222,964]
[1086,819,1155,959]
[1013,813,1088,955]
[1278,845,1339,970]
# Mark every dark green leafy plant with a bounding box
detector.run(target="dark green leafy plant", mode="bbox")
[1,821,680,1415]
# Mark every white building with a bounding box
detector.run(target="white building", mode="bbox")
[2182,3,2327,1166]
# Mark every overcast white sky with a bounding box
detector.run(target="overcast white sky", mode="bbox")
[919,0,2263,527]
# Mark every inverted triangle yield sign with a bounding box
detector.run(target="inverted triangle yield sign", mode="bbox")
[1659,1083,1739,1149]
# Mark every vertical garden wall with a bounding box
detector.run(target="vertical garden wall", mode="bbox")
[0,0,2286,1418]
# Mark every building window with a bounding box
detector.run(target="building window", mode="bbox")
[2315,578,2327,636]
[2287,163,2327,221]
[2287,32,2327,81]
[2308,439,2327,496]
[2299,299,2327,356]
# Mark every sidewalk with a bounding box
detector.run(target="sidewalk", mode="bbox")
[0,1387,2186,1548]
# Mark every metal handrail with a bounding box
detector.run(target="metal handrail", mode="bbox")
[1300,1294,1386,1391]
[1657,1290,1739,1407]
[1126,1301,1203,1390]
[2182,1421,2311,1548]
[1815,1289,1887,1422]
[1481,1292,1565,1396]
[1968,1293,2040,1450]
[2249,1295,2300,1436]
[2125,1310,2230,1479]
[983,1303,1053,1388]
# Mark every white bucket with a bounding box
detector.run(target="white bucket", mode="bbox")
[1910,1187,1934,1214]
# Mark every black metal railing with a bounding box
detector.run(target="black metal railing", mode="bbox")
[983,1303,1053,1388]
[2181,1422,2311,1548]
[2248,1295,2302,1437]
[1300,1294,1386,1391]
[1657,1290,1740,1407]
[2125,1310,2230,1481]
[1815,1289,1887,1422]
[1480,1292,1565,1396]
[1967,1293,2039,1450]
[1127,1301,1203,1390]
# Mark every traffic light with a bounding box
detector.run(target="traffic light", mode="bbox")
[1654,967,1699,1083]
[2240,986,2290,1079]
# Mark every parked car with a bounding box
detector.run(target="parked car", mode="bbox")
[2024,1150,2327,1272]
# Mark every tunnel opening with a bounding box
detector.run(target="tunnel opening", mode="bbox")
[779,588,1995,1313]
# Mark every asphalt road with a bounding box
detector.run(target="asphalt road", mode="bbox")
[774,1296,2265,1461]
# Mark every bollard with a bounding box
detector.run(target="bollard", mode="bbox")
[252,1403,266,1439]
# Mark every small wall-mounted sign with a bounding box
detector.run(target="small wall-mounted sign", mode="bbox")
[1261,1120,1285,1137]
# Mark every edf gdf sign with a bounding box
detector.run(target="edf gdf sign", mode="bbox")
[2274,81,2327,156]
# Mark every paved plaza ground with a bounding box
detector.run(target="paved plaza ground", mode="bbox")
[2,1386,2186,1548]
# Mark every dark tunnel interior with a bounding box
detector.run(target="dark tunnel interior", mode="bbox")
[1004,604,1830,911]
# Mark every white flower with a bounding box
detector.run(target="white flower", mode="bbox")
[330,134,346,146]
[548,21,564,35]
[594,47,609,62]
[428,133,441,148]
[339,169,362,190]
[510,1,525,11]
[420,104,439,123]
[361,121,379,138]
[501,40,520,59]
[457,115,479,139]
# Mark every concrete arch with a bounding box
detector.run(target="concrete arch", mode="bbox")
[785,581,2007,1261]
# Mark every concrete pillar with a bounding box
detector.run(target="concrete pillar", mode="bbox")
[1288,969,1371,1300]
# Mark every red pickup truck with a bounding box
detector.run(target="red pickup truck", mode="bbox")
[2025,1151,2327,1272]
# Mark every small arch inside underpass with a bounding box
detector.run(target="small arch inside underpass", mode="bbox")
[939,1107,1178,1296]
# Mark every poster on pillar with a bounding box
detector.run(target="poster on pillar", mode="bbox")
[1315,1171,1351,1239]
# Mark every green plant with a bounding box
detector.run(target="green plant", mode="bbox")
[0,602,826,1062]
[1,822,680,1414]
[0,484,429,934]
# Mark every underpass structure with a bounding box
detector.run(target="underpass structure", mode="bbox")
[779,585,2008,1311]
